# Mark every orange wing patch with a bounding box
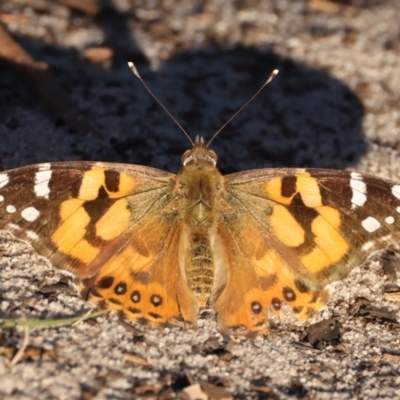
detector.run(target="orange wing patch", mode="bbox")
[90,270,183,325]
[252,248,330,321]
[270,204,305,247]
[78,167,137,200]
[301,209,349,274]
[264,172,350,276]
[296,174,322,207]
[214,243,329,334]
[264,172,323,208]
[95,199,131,240]
[51,168,138,265]
[51,199,100,264]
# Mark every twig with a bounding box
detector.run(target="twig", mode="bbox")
[8,326,30,368]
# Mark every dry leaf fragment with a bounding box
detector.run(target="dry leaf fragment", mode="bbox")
[384,284,400,302]
[182,384,208,400]
[201,382,232,400]
[382,352,400,362]
[123,353,149,366]
[307,0,341,12]
[0,347,15,358]
[302,318,341,349]
[0,13,29,24]
[58,0,101,15]
[83,47,114,63]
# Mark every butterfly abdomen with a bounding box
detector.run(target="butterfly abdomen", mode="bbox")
[185,231,214,306]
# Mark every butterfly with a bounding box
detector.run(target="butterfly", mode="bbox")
[1,132,400,335]
[2,60,400,335]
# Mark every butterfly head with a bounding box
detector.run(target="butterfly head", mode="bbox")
[182,136,218,168]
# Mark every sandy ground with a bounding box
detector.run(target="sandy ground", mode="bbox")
[1,0,400,398]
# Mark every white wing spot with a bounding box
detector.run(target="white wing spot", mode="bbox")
[350,171,362,180]
[362,241,374,252]
[0,195,4,202]
[26,230,39,241]
[350,172,367,209]
[397,206,400,214]
[8,223,21,230]
[0,174,9,189]
[385,216,395,224]
[21,206,40,222]
[39,163,51,171]
[34,170,52,199]
[392,185,400,200]
[361,217,381,233]
[380,234,392,242]
[6,205,16,213]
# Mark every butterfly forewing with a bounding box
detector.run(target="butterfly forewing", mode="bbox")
[224,168,400,288]
[0,161,200,326]
[0,162,166,270]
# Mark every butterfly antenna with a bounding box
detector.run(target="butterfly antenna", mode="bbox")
[128,62,194,146]
[207,69,279,147]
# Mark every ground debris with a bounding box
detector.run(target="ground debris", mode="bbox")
[193,336,234,362]
[383,284,400,302]
[250,377,276,398]
[301,318,341,349]
[350,298,398,323]
[381,251,400,281]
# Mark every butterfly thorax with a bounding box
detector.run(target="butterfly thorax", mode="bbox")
[172,136,228,305]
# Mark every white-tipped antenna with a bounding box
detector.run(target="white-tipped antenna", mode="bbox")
[128,62,194,146]
[207,69,279,147]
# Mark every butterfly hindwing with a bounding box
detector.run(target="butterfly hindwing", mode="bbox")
[79,218,198,326]
[211,220,331,334]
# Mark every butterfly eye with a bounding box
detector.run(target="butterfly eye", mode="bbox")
[182,150,192,165]
[208,150,218,164]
